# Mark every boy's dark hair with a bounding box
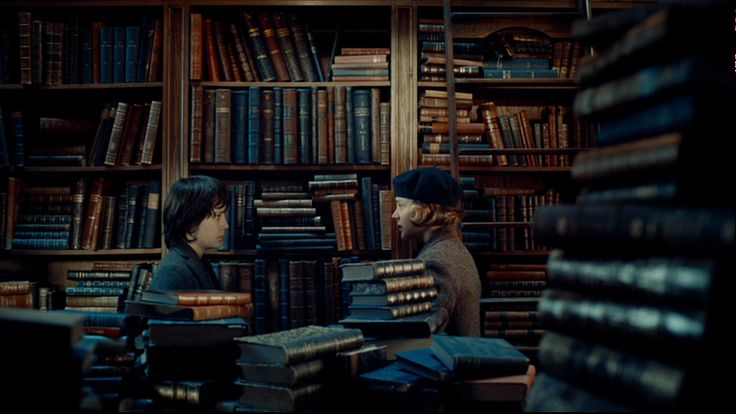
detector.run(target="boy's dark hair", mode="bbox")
[163,175,229,248]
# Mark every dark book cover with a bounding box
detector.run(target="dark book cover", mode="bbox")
[395,347,452,382]
[525,373,634,412]
[147,317,248,347]
[236,380,321,412]
[339,307,446,338]
[234,325,363,365]
[237,358,326,387]
[430,335,529,379]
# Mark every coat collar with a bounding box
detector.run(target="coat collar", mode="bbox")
[170,240,220,289]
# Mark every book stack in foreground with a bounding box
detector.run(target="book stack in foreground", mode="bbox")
[526,1,734,411]
[231,325,364,412]
[358,335,533,412]
[124,290,252,410]
[339,258,448,359]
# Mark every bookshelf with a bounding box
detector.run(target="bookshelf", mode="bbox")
[0,1,166,314]
[1,0,657,316]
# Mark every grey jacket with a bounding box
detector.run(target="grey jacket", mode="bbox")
[418,226,481,337]
[150,241,220,290]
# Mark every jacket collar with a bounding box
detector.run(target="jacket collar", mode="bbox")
[170,240,220,289]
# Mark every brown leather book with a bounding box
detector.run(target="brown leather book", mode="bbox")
[190,84,204,163]
[229,22,256,82]
[203,18,220,81]
[213,21,235,81]
[272,12,303,81]
[258,12,290,81]
[214,89,232,164]
[190,13,203,80]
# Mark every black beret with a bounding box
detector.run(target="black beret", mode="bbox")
[393,167,462,207]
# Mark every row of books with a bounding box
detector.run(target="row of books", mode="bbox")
[214,176,392,253]
[191,12,324,82]
[1,13,162,85]
[417,20,581,81]
[459,176,561,253]
[190,86,389,166]
[3,177,161,250]
[0,100,162,168]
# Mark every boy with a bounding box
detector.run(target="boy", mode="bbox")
[150,175,230,290]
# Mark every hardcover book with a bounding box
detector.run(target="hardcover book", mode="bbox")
[430,335,529,379]
[234,325,364,365]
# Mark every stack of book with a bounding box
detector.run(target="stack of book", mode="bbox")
[417,19,483,82]
[417,90,490,167]
[359,335,533,412]
[125,290,253,410]
[526,1,734,411]
[339,258,450,360]
[483,28,560,79]
[232,325,364,411]
[0,279,36,308]
[331,47,389,81]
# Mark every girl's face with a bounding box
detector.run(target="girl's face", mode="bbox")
[391,196,423,241]
[188,204,229,255]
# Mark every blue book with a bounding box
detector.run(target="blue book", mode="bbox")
[273,87,283,164]
[598,95,704,147]
[80,27,93,84]
[483,68,559,79]
[124,26,140,82]
[297,88,311,164]
[253,259,267,334]
[231,90,248,164]
[484,58,550,70]
[247,87,261,164]
[359,361,427,393]
[431,335,529,379]
[112,26,125,83]
[277,259,290,331]
[99,27,113,83]
[359,177,376,250]
[353,90,372,164]
[345,86,355,164]
[395,347,452,382]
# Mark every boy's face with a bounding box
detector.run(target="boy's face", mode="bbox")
[392,196,422,241]
[189,205,229,252]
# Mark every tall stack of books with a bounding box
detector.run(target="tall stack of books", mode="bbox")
[232,325,364,412]
[331,47,389,81]
[339,258,449,360]
[526,1,734,411]
[125,290,252,410]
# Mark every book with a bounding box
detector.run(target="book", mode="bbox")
[140,290,252,306]
[124,300,251,321]
[336,344,387,378]
[359,361,427,393]
[147,317,248,346]
[234,325,364,365]
[348,301,432,320]
[237,359,326,387]
[340,258,425,282]
[525,373,635,412]
[430,335,530,379]
[539,331,689,411]
[533,204,735,256]
[455,364,536,402]
[235,381,321,412]
[350,287,438,306]
[395,347,452,382]
[340,307,447,338]
[546,250,717,307]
